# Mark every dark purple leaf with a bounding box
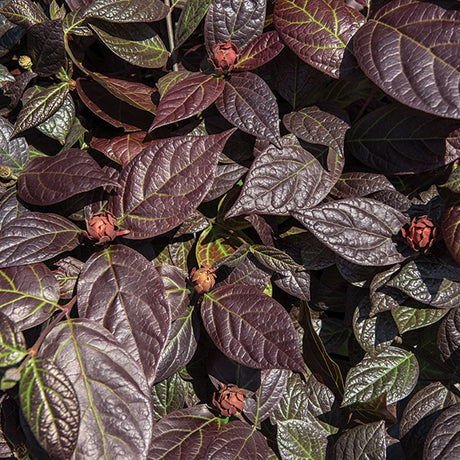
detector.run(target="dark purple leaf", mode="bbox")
[0,263,59,331]
[243,368,289,424]
[400,382,458,460]
[52,256,84,300]
[222,253,272,292]
[90,131,153,167]
[90,20,169,68]
[273,270,311,301]
[336,256,381,288]
[215,72,281,148]
[175,0,212,48]
[65,0,92,9]
[205,421,270,459]
[387,255,460,309]
[27,20,65,77]
[346,105,460,174]
[90,72,158,113]
[442,205,460,264]
[353,297,398,355]
[0,0,47,28]
[342,346,419,406]
[19,358,79,460]
[149,405,220,459]
[77,245,170,386]
[204,0,266,53]
[301,304,344,399]
[156,264,189,321]
[12,82,69,137]
[202,284,307,373]
[2,70,37,115]
[294,198,408,266]
[226,135,335,218]
[150,73,225,131]
[354,1,460,119]
[437,307,460,370]
[154,307,199,383]
[18,148,120,206]
[83,0,169,23]
[234,31,284,71]
[244,214,275,247]
[39,319,153,459]
[0,188,27,229]
[204,162,248,202]
[334,421,386,459]
[274,0,364,78]
[76,78,153,131]
[152,373,186,422]
[332,172,395,198]
[174,209,210,237]
[277,419,328,459]
[0,311,26,366]
[0,212,82,268]
[109,131,234,239]
[424,403,460,460]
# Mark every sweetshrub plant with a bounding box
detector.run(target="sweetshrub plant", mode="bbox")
[0,0,459,458]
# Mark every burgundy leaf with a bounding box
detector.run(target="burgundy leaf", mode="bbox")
[437,308,460,370]
[154,307,199,383]
[204,0,266,53]
[82,0,169,23]
[274,0,364,78]
[18,149,120,205]
[27,20,65,77]
[346,105,460,174]
[203,162,248,202]
[226,135,335,218]
[245,214,275,247]
[52,256,84,300]
[150,73,225,131]
[331,172,395,198]
[234,31,284,71]
[90,131,153,167]
[273,270,311,301]
[294,198,408,266]
[77,245,170,386]
[424,403,460,460]
[0,212,82,268]
[109,130,234,239]
[76,78,153,131]
[39,319,153,460]
[442,205,460,264]
[354,1,460,119]
[156,264,190,321]
[215,72,281,147]
[149,405,220,459]
[90,72,157,113]
[0,263,59,330]
[202,284,307,373]
[205,421,270,459]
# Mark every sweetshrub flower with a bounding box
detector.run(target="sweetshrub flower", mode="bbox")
[86,211,129,244]
[401,215,438,253]
[190,264,216,294]
[210,41,238,73]
[212,384,245,417]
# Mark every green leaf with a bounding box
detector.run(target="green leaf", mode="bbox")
[152,373,186,422]
[392,302,448,334]
[0,311,26,366]
[19,358,80,460]
[90,21,169,68]
[175,0,212,48]
[12,83,69,137]
[342,347,419,407]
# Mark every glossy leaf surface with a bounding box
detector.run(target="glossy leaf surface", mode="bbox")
[78,245,170,386]
[40,319,153,460]
[83,0,169,22]
[0,311,26,366]
[202,284,307,373]
[18,149,119,205]
[0,116,29,173]
[110,131,234,239]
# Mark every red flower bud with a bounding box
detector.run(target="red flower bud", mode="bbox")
[86,211,129,244]
[210,41,238,73]
[190,264,216,294]
[401,216,439,253]
[212,384,245,417]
